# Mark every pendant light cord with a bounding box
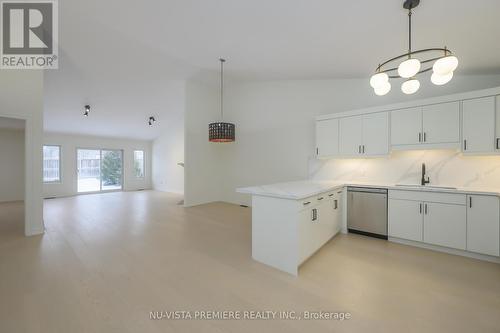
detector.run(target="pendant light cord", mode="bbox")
[408,9,412,56]
[220,58,225,121]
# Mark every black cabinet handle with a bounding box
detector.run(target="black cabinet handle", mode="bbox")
[464,139,467,151]
[303,201,311,206]
[358,145,361,154]
[419,133,422,142]
[423,132,426,142]
[424,203,428,215]
[317,197,324,201]
[328,194,334,197]
[419,203,422,214]
[469,197,472,208]
[334,200,338,210]
[316,148,319,155]
[496,138,499,150]
[362,145,365,154]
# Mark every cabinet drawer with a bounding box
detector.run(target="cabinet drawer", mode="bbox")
[389,190,466,205]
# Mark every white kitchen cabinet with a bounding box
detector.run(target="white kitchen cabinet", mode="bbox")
[363,112,389,156]
[391,107,422,145]
[462,96,495,153]
[339,116,363,156]
[389,190,468,251]
[422,102,460,144]
[388,199,423,242]
[466,195,500,256]
[391,102,459,147]
[298,204,320,264]
[338,113,388,156]
[423,202,466,250]
[316,118,339,158]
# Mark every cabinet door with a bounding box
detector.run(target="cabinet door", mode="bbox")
[423,202,466,250]
[462,97,495,153]
[390,107,422,145]
[422,102,460,144]
[363,112,389,156]
[388,199,423,241]
[316,195,334,247]
[339,116,363,156]
[333,192,342,234]
[316,118,339,158]
[496,95,500,151]
[298,207,320,264]
[466,195,500,256]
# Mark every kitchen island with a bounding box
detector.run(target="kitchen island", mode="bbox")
[237,181,345,275]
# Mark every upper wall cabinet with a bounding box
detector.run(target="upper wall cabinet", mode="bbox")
[390,107,422,145]
[462,96,495,154]
[339,112,388,157]
[316,118,339,158]
[391,102,460,149]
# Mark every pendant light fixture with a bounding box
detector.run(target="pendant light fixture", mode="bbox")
[370,0,458,96]
[83,105,90,117]
[209,58,235,142]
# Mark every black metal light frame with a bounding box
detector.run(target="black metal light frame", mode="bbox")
[373,0,456,79]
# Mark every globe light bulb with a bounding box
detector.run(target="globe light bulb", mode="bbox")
[398,58,421,78]
[374,81,391,96]
[431,71,453,85]
[433,56,458,75]
[401,79,420,95]
[370,72,389,88]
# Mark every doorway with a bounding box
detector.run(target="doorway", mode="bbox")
[77,149,123,193]
[0,116,26,237]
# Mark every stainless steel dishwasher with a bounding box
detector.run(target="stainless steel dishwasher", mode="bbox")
[347,187,388,239]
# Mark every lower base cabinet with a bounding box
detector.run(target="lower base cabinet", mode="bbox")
[389,190,500,257]
[423,202,466,250]
[298,191,342,264]
[388,199,423,242]
[467,195,500,256]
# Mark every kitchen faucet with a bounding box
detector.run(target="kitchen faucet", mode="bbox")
[421,163,430,186]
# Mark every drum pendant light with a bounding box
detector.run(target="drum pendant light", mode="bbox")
[209,58,235,142]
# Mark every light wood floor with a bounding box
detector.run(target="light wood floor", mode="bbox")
[1,192,499,333]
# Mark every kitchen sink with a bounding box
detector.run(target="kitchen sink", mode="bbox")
[395,184,457,190]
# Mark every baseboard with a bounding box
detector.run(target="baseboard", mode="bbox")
[389,237,500,264]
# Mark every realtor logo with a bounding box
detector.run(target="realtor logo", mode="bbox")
[1,0,58,69]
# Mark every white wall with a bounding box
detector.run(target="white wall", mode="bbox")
[43,132,152,198]
[152,84,185,194]
[0,71,44,236]
[218,74,500,206]
[183,80,224,206]
[0,129,25,202]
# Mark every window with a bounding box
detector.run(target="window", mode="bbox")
[134,150,144,178]
[43,145,61,183]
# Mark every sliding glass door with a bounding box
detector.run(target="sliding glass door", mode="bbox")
[77,149,123,193]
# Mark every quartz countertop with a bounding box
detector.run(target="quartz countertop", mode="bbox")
[236,180,500,200]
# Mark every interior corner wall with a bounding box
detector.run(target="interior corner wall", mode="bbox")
[220,74,500,206]
[152,84,186,194]
[43,132,152,198]
[0,70,44,236]
[183,80,224,207]
[0,129,25,202]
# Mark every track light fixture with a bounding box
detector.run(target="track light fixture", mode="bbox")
[148,116,156,126]
[84,105,90,117]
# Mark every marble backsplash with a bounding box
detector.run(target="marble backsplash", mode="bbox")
[309,150,500,189]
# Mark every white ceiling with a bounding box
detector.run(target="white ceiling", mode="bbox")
[44,0,500,139]
[0,117,25,130]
